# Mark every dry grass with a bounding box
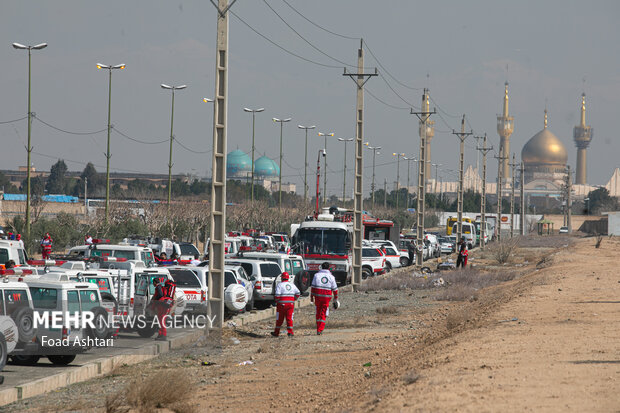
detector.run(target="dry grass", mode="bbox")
[125,369,196,413]
[446,312,468,330]
[595,234,604,248]
[489,237,521,264]
[359,272,430,292]
[376,305,399,315]
[434,268,519,302]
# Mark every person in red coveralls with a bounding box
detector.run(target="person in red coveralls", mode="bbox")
[311,262,340,335]
[40,233,53,259]
[151,278,175,341]
[271,272,300,337]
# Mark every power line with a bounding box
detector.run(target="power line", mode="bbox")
[281,0,359,40]
[112,126,168,145]
[430,96,460,118]
[33,115,107,135]
[262,0,362,69]
[230,10,343,69]
[379,73,419,109]
[366,87,410,110]
[362,39,421,91]
[174,137,211,154]
[0,116,28,125]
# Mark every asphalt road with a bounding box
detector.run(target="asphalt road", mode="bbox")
[0,328,202,388]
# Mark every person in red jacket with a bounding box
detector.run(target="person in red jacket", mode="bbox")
[151,278,175,341]
[456,236,468,268]
[40,233,53,259]
[311,262,339,335]
[271,272,300,337]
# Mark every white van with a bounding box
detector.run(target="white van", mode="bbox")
[67,243,155,266]
[452,222,476,249]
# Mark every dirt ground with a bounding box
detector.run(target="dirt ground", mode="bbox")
[5,235,619,412]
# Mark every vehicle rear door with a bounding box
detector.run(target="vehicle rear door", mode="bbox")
[259,263,281,296]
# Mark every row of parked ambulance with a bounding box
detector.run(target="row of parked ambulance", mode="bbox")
[0,235,310,371]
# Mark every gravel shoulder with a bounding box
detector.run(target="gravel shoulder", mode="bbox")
[4,235,617,412]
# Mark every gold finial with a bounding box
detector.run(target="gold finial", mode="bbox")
[544,108,548,129]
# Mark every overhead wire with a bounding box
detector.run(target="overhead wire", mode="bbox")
[175,137,211,154]
[262,0,362,69]
[0,116,28,125]
[112,126,168,145]
[366,87,410,111]
[281,0,359,40]
[33,115,107,135]
[362,39,421,92]
[230,10,344,69]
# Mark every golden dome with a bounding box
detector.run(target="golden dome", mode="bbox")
[521,111,568,166]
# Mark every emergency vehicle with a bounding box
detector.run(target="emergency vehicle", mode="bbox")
[67,240,155,266]
[0,237,29,268]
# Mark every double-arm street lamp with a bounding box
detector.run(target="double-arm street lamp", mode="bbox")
[365,142,381,209]
[318,132,334,207]
[244,107,265,203]
[13,42,47,239]
[298,125,316,204]
[337,137,354,206]
[96,62,126,222]
[161,83,187,208]
[273,117,292,212]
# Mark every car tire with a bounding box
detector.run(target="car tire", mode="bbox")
[385,262,392,273]
[0,333,6,372]
[101,292,118,315]
[399,257,409,267]
[48,355,76,366]
[294,270,311,293]
[88,306,111,340]
[11,355,40,366]
[137,323,158,338]
[11,307,35,344]
[362,267,372,280]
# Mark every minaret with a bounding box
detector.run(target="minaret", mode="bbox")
[497,82,514,183]
[419,88,435,180]
[573,93,593,185]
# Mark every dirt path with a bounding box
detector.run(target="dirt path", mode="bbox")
[5,236,618,412]
[374,237,620,412]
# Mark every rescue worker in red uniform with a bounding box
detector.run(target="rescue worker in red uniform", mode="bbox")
[40,233,53,259]
[151,278,175,341]
[271,272,300,337]
[311,262,339,335]
[456,236,468,268]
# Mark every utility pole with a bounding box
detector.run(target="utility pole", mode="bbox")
[318,132,334,208]
[411,90,436,266]
[509,153,517,238]
[452,115,473,245]
[208,0,237,330]
[161,83,187,211]
[343,40,376,288]
[298,124,316,204]
[494,152,508,242]
[476,134,493,249]
[273,117,292,213]
[520,161,526,235]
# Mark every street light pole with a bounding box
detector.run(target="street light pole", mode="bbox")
[404,156,416,209]
[318,132,334,207]
[392,153,405,210]
[273,117,292,212]
[244,107,265,203]
[298,125,316,204]
[96,62,126,223]
[13,42,47,240]
[338,137,354,206]
[161,83,187,209]
[365,143,381,209]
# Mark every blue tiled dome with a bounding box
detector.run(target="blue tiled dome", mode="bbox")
[254,156,280,178]
[227,150,252,178]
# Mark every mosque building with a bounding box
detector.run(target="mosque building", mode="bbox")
[226,150,295,193]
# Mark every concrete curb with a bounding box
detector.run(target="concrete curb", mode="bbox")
[0,328,205,407]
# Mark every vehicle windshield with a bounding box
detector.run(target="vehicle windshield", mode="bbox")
[179,244,200,256]
[170,269,201,287]
[362,248,381,258]
[86,277,111,293]
[296,228,349,255]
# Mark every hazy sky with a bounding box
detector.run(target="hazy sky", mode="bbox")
[1,0,619,197]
